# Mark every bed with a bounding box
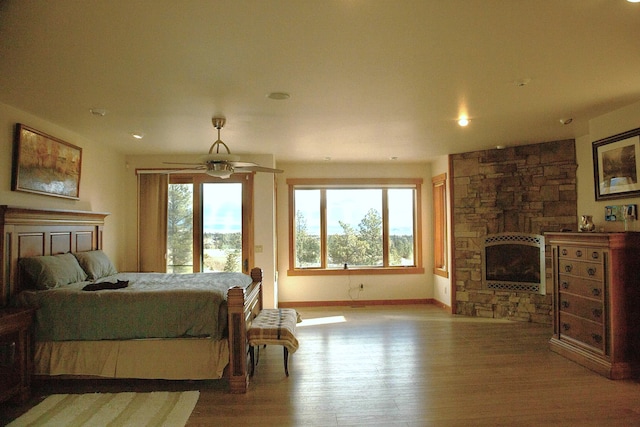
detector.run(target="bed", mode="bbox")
[0,205,262,393]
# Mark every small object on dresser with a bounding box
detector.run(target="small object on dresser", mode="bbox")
[623,204,637,231]
[579,215,595,232]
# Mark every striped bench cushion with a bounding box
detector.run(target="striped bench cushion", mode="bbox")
[247,308,299,353]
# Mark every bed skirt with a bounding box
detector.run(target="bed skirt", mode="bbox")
[35,337,230,380]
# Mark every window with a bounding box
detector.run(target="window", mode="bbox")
[167,173,253,274]
[202,182,244,273]
[288,178,423,275]
[167,181,194,273]
[432,173,448,277]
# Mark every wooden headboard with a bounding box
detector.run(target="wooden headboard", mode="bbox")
[0,205,108,306]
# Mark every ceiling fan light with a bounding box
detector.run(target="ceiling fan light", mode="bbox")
[206,169,233,179]
[205,162,234,179]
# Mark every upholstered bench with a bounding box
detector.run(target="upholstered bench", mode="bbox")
[247,308,299,376]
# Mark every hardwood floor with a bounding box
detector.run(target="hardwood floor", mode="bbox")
[3,305,640,426]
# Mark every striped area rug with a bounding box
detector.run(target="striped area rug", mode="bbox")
[8,391,199,427]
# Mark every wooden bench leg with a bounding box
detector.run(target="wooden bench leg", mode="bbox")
[284,347,289,377]
[249,346,255,377]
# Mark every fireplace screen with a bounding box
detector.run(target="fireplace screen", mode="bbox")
[482,233,545,294]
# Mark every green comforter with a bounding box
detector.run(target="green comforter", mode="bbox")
[16,272,253,342]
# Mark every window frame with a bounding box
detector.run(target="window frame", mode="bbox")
[287,178,424,276]
[432,173,448,278]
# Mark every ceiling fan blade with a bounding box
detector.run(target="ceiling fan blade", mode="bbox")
[163,161,205,166]
[172,168,207,174]
[138,168,207,174]
[235,165,284,173]
[226,161,258,167]
[228,161,283,173]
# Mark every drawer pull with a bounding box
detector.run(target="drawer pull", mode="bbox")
[592,288,601,297]
[564,265,573,273]
[561,249,568,256]
[562,323,571,331]
[591,252,599,260]
[561,281,569,289]
[592,308,602,318]
[561,300,570,308]
[587,267,597,276]
[592,334,603,344]
[576,250,583,257]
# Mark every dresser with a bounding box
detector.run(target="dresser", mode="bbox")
[546,232,640,379]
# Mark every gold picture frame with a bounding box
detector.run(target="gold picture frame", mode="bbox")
[12,124,82,199]
[593,127,640,201]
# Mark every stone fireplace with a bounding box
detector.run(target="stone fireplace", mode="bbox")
[451,139,577,324]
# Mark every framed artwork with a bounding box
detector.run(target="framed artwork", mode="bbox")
[593,127,640,201]
[12,124,82,199]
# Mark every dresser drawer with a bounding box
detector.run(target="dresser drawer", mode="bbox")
[558,259,604,281]
[558,246,604,262]
[559,313,605,352]
[558,274,604,300]
[559,293,604,324]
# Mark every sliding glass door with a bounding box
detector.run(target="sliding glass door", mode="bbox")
[167,174,253,274]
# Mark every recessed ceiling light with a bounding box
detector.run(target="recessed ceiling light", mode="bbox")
[513,78,531,87]
[458,117,470,127]
[267,92,290,100]
[559,118,573,125]
[627,0,640,3]
[90,108,107,117]
[131,132,144,139]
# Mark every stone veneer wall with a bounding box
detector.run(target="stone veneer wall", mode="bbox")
[451,140,577,324]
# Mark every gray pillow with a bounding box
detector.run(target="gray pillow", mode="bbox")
[73,250,118,280]
[19,253,88,290]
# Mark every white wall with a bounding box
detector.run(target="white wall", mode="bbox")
[576,100,640,232]
[0,102,127,268]
[275,161,433,304]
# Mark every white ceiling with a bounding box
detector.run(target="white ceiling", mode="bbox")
[1,0,640,163]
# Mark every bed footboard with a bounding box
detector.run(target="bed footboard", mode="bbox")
[227,267,263,393]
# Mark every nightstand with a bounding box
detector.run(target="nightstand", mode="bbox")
[0,307,35,403]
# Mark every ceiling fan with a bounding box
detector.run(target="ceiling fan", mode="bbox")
[164,117,283,179]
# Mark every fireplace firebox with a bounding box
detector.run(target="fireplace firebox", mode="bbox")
[482,233,545,294]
